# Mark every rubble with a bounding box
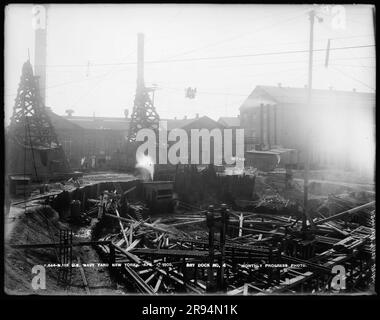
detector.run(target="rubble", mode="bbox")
[88,177,375,294]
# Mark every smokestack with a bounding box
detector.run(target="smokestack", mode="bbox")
[137,33,145,89]
[195,113,199,119]
[184,115,187,120]
[33,5,48,106]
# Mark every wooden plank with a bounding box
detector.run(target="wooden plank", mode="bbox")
[126,239,141,252]
[123,265,155,294]
[129,224,133,245]
[77,256,90,295]
[11,191,62,205]
[247,284,265,293]
[155,268,203,294]
[124,186,137,195]
[272,271,314,292]
[154,275,163,293]
[227,286,244,295]
[168,219,205,227]
[145,271,158,284]
[115,208,129,247]
[137,269,153,275]
[104,213,136,223]
[324,222,349,236]
[315,201,375,225]
[239,213,244,237]
[115,238,125,247]
[112,243,142,264]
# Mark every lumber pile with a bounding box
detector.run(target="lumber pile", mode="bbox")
[90,179,375,295]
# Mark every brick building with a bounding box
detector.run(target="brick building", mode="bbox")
[49,112,228,170]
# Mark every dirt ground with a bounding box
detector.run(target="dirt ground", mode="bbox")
[4,205,124,295]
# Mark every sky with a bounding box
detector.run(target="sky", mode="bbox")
[4,4,376,124]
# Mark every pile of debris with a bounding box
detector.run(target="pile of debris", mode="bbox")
[91,188,375,294]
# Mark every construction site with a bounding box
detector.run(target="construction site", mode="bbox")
[4,5,376,295]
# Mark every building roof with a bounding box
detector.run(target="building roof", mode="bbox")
[166,115,224,131]
[165,118,197,130]
[50,113,222,132]
[47,109,84,131]
[240,85,375,110]
[61,115,130,131]
[217,116,240,127]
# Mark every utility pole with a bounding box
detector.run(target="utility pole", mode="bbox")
[303,9,317,230]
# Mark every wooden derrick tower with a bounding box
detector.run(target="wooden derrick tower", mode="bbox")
[127,33,160,142]
[10,60,60,149]
[7,60,70,181]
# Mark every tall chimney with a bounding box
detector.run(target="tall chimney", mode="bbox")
[137,33,145,90]
[195,113,199,119]
[33,5,48,106]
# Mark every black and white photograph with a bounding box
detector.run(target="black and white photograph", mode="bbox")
[3,4,376,297]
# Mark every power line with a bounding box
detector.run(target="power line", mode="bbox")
[331,64,375,69]
[330,66,375,91]
[160,8,311,60]
[5,68,129,97]
[222,34,375,52]
[145,44,375,64]
[196,56,376,70]
[41,44,375,68]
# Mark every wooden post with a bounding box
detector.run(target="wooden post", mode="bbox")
[239,213,244,237]
[232,248,236,273]
[206,206,215,292]
[115,208,129,247]
[182,257,187,291]
[77,256,90,294]
[97,194,103,219]
[219,204,228,291]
